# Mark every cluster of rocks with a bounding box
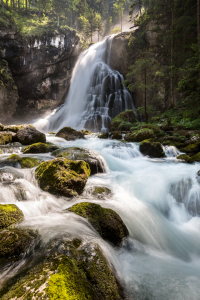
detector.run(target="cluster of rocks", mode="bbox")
[0,124,129,299]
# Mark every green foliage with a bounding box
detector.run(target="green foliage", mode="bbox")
[111,26,122,34]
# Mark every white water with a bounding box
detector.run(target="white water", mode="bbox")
[34,36,134,133]
[1,135,200,299]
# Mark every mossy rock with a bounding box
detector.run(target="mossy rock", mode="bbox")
[110,110,137,131]
[56,127,85,141]
[93,186,112,196]
[3,124,35,133]
[140,140,165,158]
[182,142,200,155]
[98,132,109,139]
[68,202,128,246]
[0,204,23,229]
[177,154,190,162]
[14,127,46,145]
[23,142,60,154]
[187,152,200,163]
[35,158,91,197]
[0,131,13,145]
[125,128,155,142]
[0,228,39,259]
[52,147,104,175]
[0,154,40,169]
[112,132,122,140]
[81,129,92,135]
[1,238,123,300]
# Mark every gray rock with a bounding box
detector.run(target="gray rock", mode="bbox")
[14,128,46,145]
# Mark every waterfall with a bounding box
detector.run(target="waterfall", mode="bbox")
[34,36,134,133]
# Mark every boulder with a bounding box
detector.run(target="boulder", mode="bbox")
[1,237,124,300]
[0,131,15,145]
[182,142,200,155]
[0,204,23,229]
[92,186,112,196]
[23,142,60,154]
[0,154,40,169]
[140,140,165,158]
[177,154,190,162]
[177,153,200,163]
[98,132,109,139]
[14,127,46,145]
[112,132,122,140]
[125,128,155,142]
[110,110,137,132]
[68,202,128,247]
[0,228,39,259]
[35,158,91,197]
[52,147,105,175]
[2,124,35,133]
[56,127,85,141]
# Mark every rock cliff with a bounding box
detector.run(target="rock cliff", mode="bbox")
[0,27,81,122]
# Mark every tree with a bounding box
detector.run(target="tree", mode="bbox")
[82,9,98,42]
[113,0,126,31]
[96,13,103,41]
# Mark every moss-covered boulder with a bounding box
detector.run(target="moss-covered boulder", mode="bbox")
[52,147,105,175]
[1,238,124,300]
[68,202,128,246]
[177,154,190,162]
[187,152,200,163]
[112,132,122,140]
[93,186,112,196]
[0,228,39,259]
[110,110,137,131]
[140,140,165,158]
[182,141,200,155]
[0,131,14,145]
[23,142,60,154]
[14,127,46,145]
[98,132,109,139]
[0,204,23,229]
[125,128,155,142]
[81,129,92,135]
[35,158,91,197]
[56,127,85,141]
[2,124,35,133]
[0,154,40,169]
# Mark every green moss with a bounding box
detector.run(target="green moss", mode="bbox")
[110,110,137,131]
[0,204,23,229]
[140,140,165,158]
[93,187,111,195]
[35,158,90,197]
[187,152,200,163]
[0,228,39,258]
[23,142,60,154]
[68,202,128,246]
[7,154,40,168]
[125,128,155,142]
[98,132,109,139]
[0,132,13,145]
[111,132,123,140]
[177,154,190,162]
[182,142,200,154]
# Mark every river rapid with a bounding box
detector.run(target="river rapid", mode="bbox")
[0,134,200,299]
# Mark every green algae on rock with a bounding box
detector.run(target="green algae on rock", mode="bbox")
[35,158,91,197]
[68,202,128,246]
[0,228,39,259]
[125,128,155,142]
[0,131,14,145]
[93,186,112,195]
[140,140,165,158]
[1,238,124,300]
[98,132,109,139]
[3,154,40,169]
[52,147,104,175]
[177,154,191,162]
[182,142,200,155]
[111,132,123,140]
[23,142,60,154]
[1,124,35,133]
[0,204,23,229]
[56,126,85,141]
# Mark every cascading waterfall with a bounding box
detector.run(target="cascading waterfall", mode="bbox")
[34,36,134,133]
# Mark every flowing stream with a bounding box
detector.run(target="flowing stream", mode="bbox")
[34,36,134,133]
[1,135,200,299]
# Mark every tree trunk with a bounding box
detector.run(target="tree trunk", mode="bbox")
[70,10,72,27]
[144,66,148,123]
[39,0,40,18]
[13,0,15,10]
[1,0,4,15]
[18,0,19,11]
[170,4,174,108]
[57,14,59,27]
[52,6,54,23]
[198,0,200,46]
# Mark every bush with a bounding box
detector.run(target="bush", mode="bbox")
[118,121,133,131]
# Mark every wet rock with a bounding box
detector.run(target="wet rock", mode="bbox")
[125,128,155,142]
[197,171,200,184]
[56,127,85,141]
[23,142,60,154]
[81,129,92,135]
[110,110,137,132]
[177,154,190,162]
[0,228,39,259]
[35,157,91,197]
[112,132,122,140]
[187,152,200,163]
[1,124,35,133]
[0,131,15,145]
[98,132,109,139]
[182,141,200,155]
[0,172,16,182]
[140,140,165,158]
[0,204,23,229]
[68,202,128,247]
[14,127,46,145]
[52,147,105,175]
[0,154,40,169]
[93,186,112,196]
[1,237,124,300]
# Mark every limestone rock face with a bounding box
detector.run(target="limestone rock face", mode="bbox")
[68,202,129,247]
[0,59,19,123]
[0,29,81,120]
[35,157,91,197]
[15,127,46,145]
[109,32,131,77]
